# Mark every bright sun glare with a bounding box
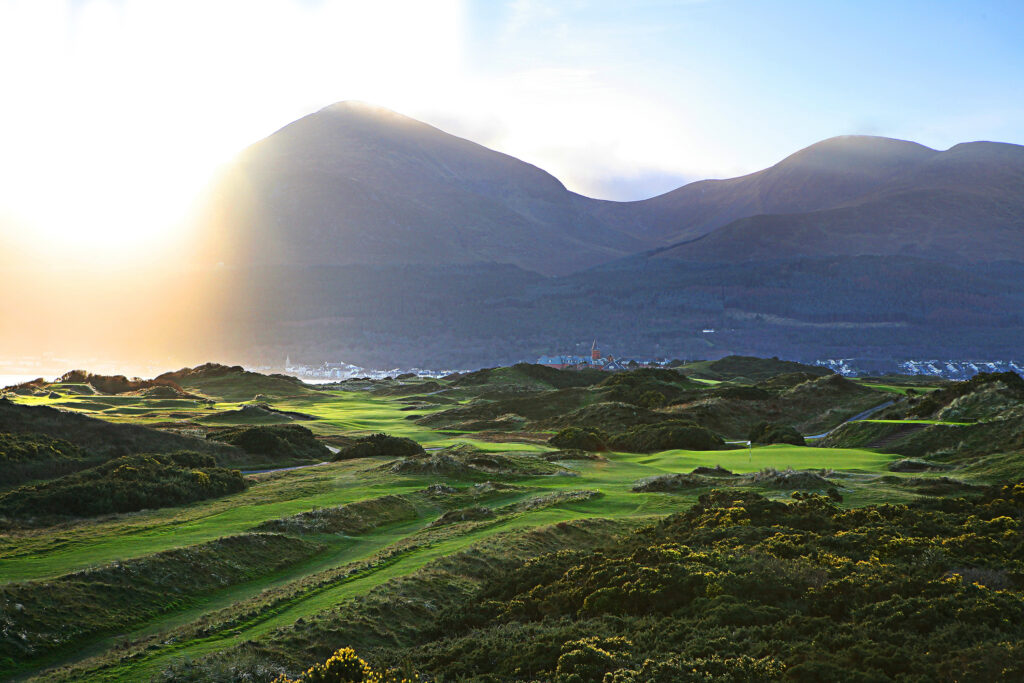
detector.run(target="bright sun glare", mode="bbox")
[0,0,466,261]
[0,0,710,264]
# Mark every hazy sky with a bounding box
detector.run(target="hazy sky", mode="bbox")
[2,0,1023,256]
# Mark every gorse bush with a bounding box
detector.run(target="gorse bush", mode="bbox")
[0,430,94,486]
[273,647,414,683]
[401,485,1024,681]
[0,431,82,463]
[0,451,246,517]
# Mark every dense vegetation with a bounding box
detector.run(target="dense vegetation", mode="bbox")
[5,360,1024,682]
[0,451,245,517]
[548,427,607,452]
[0,431,89,487]
[681,356,833,382]
[0,398,233,463]
[607,420,725,453]
[370,486,1024,681]
[420,366,885,440]
[334,433,425,460]
[208,424,330,462]
[748,421,806,446]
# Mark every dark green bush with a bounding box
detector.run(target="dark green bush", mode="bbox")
[548,427,608,452]
[607,421,724,452]
[398,484,1024,682]
[0,452,246,517]
[748,421,806,446]
[208,425,329,461]
[334,433,425,460]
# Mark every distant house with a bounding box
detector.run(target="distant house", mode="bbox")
[603,357,626,371]
[537,354,588,369]
[537,348,628,372]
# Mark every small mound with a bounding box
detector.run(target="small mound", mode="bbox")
[387,447,564,477]
[389,453,475,476]
[515,489,601,510]
[452,363,606,390]
[888,458,951,473]
[206,424,330,462]
[608,420,726,453]
[137,385,196,399]
[633,473,711,492]
[429,506,495,527]
[542,449,606,462]
[781,374,874,400]
[457,414,529,431]
[883,476,982,495]
[334,433,425,460]
[426,483,458,495]
[156,363,318,401]
[198,404,293,424]
[691,465,736,476]
[747,467,833,489]
[257,495,417,535]
[540,401,664,432]
[470,481,521,494]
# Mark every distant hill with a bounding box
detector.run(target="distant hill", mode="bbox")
[203,107,1024,275]
[181,105,1024,367]
[680,356,834,382]
[597,135,941,245]
[655,140,1024,263]
[155,363,321,402]
[200,101,653,276]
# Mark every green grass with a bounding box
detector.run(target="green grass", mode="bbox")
[0,373,999,682]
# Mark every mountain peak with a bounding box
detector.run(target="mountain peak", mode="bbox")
[777,135,937,172]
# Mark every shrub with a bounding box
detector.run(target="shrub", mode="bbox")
[273,647,413,683]
[748,421,806,446]
[208,425,330,461]
[0,451,245,517]
[549,427,608,452]
[334,433,425,460]
[554,636,634,683]
[608,421,725,452]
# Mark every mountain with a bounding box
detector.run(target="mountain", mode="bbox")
[201,101,653,276]
[202,106,1024,274]
[655,140,1024,263]
[596,135,940,245]
[185,104,1024,368]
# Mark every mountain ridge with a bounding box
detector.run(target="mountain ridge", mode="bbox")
[189,102,1024,367]
[203,101,655,276]
[200,101,1024,275]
